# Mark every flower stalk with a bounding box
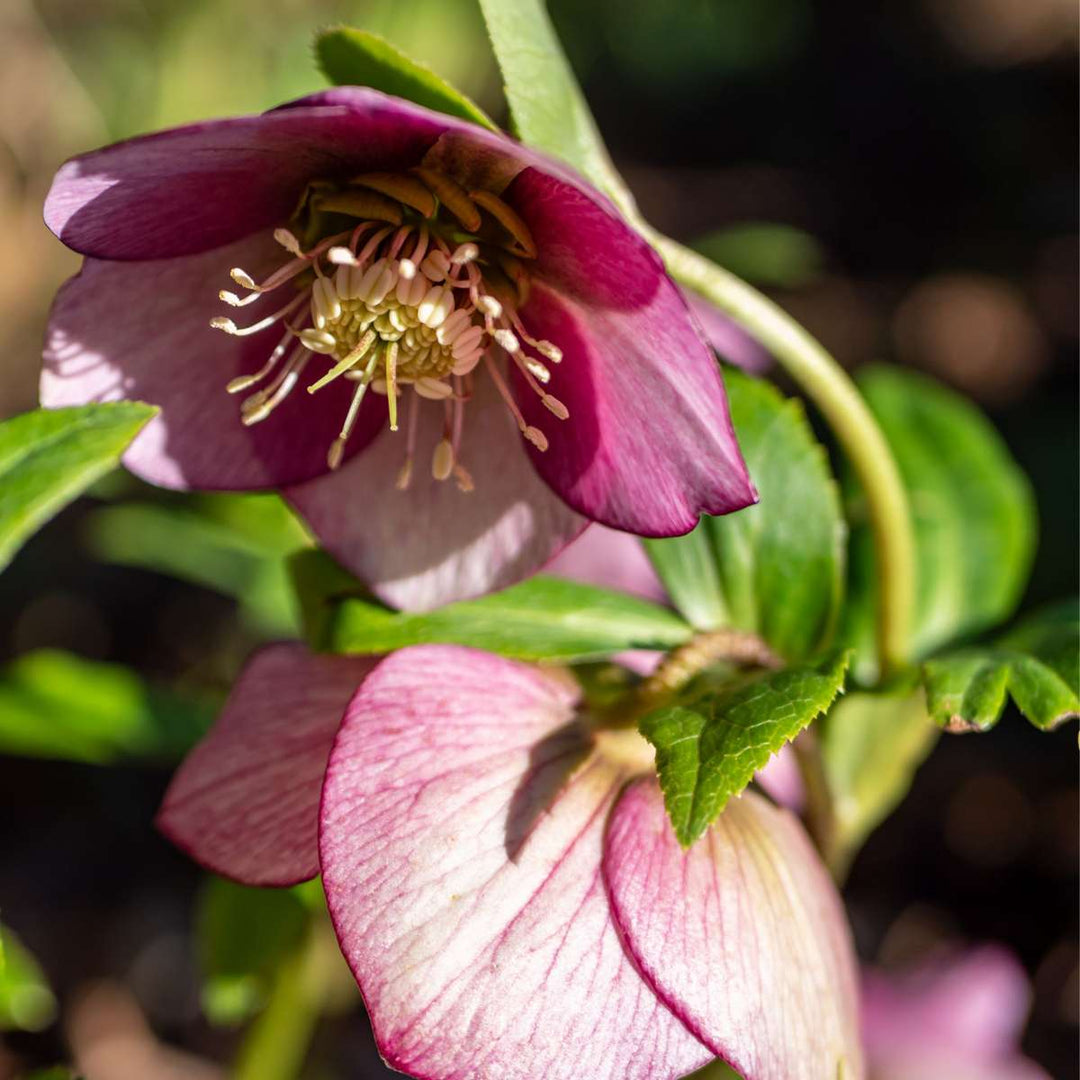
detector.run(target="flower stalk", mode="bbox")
[647,231,915,678]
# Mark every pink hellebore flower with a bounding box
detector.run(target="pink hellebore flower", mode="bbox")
[42,88,755,611]
[159,644,863,1080]
[862,946,1051,1080]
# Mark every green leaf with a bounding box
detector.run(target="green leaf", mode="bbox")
[290,550,693,663]
[0,650,215,764]
[0,404,156,573]
[315,27,496,131]
[693,223,824,289]
[645,369,846,662]
[819,686,938,866]
[922,601,1078,732]
[641,652,850,847]
[0,924,57,1032]
[86,493,308,637]
[477,0,638,217]
[197,877,310,1026]
[842,366,1036,677]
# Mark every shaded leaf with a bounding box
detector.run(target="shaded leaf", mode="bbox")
[820,686,938,866]
[0,925,56,1033]
[0,650,215,764]
[645,369,845,662]
[477,0,637,217]
[0,404,155,573]
[315,27,496,130]
[842,366,1036,679]
[923,601,1078,732]
[641,652,850,847]
[693,223,824,289]
[291,550,693,663]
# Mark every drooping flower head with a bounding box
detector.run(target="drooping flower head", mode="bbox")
[159,643,863,1080]
[43,89,755,609]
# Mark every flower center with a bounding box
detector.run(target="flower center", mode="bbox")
[210,168,568,490]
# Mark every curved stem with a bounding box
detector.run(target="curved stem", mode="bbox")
[790,728,840,877]
[648,232,915,676]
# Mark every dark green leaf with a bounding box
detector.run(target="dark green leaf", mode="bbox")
[291,550,693,662]
[0,924,56,1032]
[641,652,850,847]
[197,877,310,1026]
[842,366,1036,679]
[693,223,824,289]
[646,369,845,662]
[315,27,496,130]
[0,650,215,764]
[922,601,1078,732]
[0,404,156,572]
[819,686,938,865]
[477,0,638,217]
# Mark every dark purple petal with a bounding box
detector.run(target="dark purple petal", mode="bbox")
[682,288,772,373]
[286,373,586,612]
[41,231,382,490]
[157,645,374,887]
[318,646,712,1080]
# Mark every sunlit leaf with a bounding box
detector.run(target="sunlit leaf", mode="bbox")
[642,652,850,847]
[291,550,693,663]
[0,924,57,1033]
[0,404,155,573]
[315,27,496,130]
[0,650,215,764]
[645,369,845,662]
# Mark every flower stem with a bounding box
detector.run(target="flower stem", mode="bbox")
[647,232,915,676]
[233,921,336,1080]
[790,728,840,876]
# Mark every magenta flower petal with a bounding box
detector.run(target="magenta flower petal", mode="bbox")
[545,523,667,602]
[286,374,587,611]
[45,96,449,260]
[862,947,1050,1080]
[319,646,713,1080]
[681,289,771,373]
[157,645,374,886]
[604,778,864,1080]
[498,168,754,533]
[42,232,383,489]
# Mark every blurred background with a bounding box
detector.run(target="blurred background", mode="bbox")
[0,0,1076,1076]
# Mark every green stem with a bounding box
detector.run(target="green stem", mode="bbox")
[648,231,915,676]
[233,924,331,1080]
[790,728,839,877]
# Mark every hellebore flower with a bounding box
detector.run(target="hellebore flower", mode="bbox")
[159,643,863,1080]
[862,946,1050,1080]
[42,88,755,610]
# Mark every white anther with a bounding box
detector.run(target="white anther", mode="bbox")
[368,261,397,306]
[524,425,549,451]
[335,264,353,301]
[450,242,479,265]
[299,329,338,354]
[536,341,563,364]
[431,438,454,481]
[453,463,475,493]
[327,439,346,471]
[451,326,485,358]
[328,246,359,266]
[493,328,520,353]
[398,258,417,280]
[397,271,426,307]
[418,286,454,329]
[388,308,408,333]
[219,289,260,308]
[476,295,502,319]
[414,377,454,400]
[230,267,257,290]
[542,394,569,420]
[210,317,238,334]
[273,228,303,256]
[312,278,341,328]
[524,358,551,384]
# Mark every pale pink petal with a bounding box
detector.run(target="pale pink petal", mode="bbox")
[42,232,382,489]
[753,743,805,812]
[862,946,1049,1079]
[157,645,374,886]
[319,646,712,1080]
[682,289,771,373]
[545,523,667,602]
[604,779,864,1080]
[286,374,587,612]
